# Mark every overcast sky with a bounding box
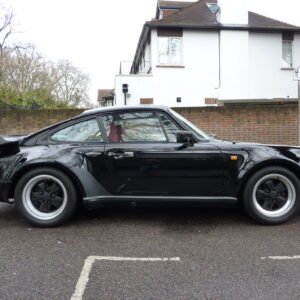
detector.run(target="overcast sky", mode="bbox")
[1,0,300,104]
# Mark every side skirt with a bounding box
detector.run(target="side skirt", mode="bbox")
[83,195,238,210]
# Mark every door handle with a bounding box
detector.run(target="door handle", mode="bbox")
[107,151,134,159]
[84,151,104,158]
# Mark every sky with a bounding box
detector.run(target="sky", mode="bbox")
[1,0,300,105]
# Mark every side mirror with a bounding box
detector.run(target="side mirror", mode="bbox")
[176,131,197,146]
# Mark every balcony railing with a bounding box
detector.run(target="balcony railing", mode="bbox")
[119,61,152,75]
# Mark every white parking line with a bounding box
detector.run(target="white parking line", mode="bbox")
[261,255,300,260]
[71,256,181,300]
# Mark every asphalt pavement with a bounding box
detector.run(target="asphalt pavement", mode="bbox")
[0,203,300,300]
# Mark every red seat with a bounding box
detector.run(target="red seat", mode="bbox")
[108,123,122,142]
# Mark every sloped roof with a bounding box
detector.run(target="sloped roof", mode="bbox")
[149,0,300,31]
[158,1,195,9]
[133,0,300,71]
[98,89,114,102]
[152,0,218,28]
[249,12,300,30]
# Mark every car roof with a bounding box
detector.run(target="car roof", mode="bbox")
[80,105,170,116]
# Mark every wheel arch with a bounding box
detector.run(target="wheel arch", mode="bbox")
[237,159,300,200]
[9,162,86,200]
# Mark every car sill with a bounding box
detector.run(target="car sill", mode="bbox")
[83,195,237,209]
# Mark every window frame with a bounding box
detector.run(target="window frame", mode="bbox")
[157,36,183,66]
[99,109,185,144]
[282,32,294,68]
[157,111,184,143]
[48,116,105,145]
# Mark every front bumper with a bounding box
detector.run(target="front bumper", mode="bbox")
[0,181,12,203]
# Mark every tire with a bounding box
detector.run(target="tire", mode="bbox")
[243,166,300,225]
[14,167,78,227]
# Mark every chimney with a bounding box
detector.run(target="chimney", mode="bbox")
[218,0,248,25]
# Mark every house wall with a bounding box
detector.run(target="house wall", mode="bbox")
[248,32,300,99]
[116,29,220,107]
[115,75,154,106]
[115,28,300,107]
[0,104,298,145]
[219,30,249,100]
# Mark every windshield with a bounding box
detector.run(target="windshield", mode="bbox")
[169,109,210,141]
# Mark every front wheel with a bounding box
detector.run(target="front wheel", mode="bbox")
[243,167,300,225]
[14,168,78,227]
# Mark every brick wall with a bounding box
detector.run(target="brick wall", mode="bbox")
[175,103,298,145]
[0,103,298,145]
[0,109,84,136]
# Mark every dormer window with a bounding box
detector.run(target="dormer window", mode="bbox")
[207,3,220,14]
[282,32,294,68]
[207,3,220,22]
[158,8,180,19]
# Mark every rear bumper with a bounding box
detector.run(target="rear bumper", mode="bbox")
[0,181,12,203]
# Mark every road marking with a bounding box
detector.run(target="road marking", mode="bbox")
[261,255,300,260]
[71,256,181,300]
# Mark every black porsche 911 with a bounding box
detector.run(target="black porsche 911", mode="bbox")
[1,105,300,227]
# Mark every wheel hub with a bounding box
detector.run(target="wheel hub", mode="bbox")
[22,175,68,221]
[253,173,296,218]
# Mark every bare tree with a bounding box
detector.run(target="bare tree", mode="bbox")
[0,7,91,108]
[0,5,15,55]
[0,44,57,106]
[54,60,90,107]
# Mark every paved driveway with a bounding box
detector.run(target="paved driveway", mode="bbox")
[1,203,300,299]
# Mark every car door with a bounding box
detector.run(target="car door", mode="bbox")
[101,110,225,197]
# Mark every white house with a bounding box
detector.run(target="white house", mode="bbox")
[113,0,300,107]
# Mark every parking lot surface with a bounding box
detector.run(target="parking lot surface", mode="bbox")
[1,203,300,299]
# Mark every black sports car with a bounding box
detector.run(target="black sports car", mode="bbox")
[1,105,300,227]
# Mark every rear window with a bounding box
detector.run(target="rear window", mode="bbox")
[51,119,103,142]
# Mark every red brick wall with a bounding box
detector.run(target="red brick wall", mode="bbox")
[0,109,84,136]
[0,104,298,145]
[175,103,298,145]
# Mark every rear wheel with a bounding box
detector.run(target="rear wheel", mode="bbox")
[243,167,300,225]
[14,168,77,227]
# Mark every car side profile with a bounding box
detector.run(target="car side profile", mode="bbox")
[1,105,300,227]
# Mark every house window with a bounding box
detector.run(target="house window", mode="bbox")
[157,29,183,66]
[158,37,182,65]
[282,32,294,68]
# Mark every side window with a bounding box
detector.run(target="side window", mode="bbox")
[101,112,167,143]
[51,118,103,142]
[158,112,182,142]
